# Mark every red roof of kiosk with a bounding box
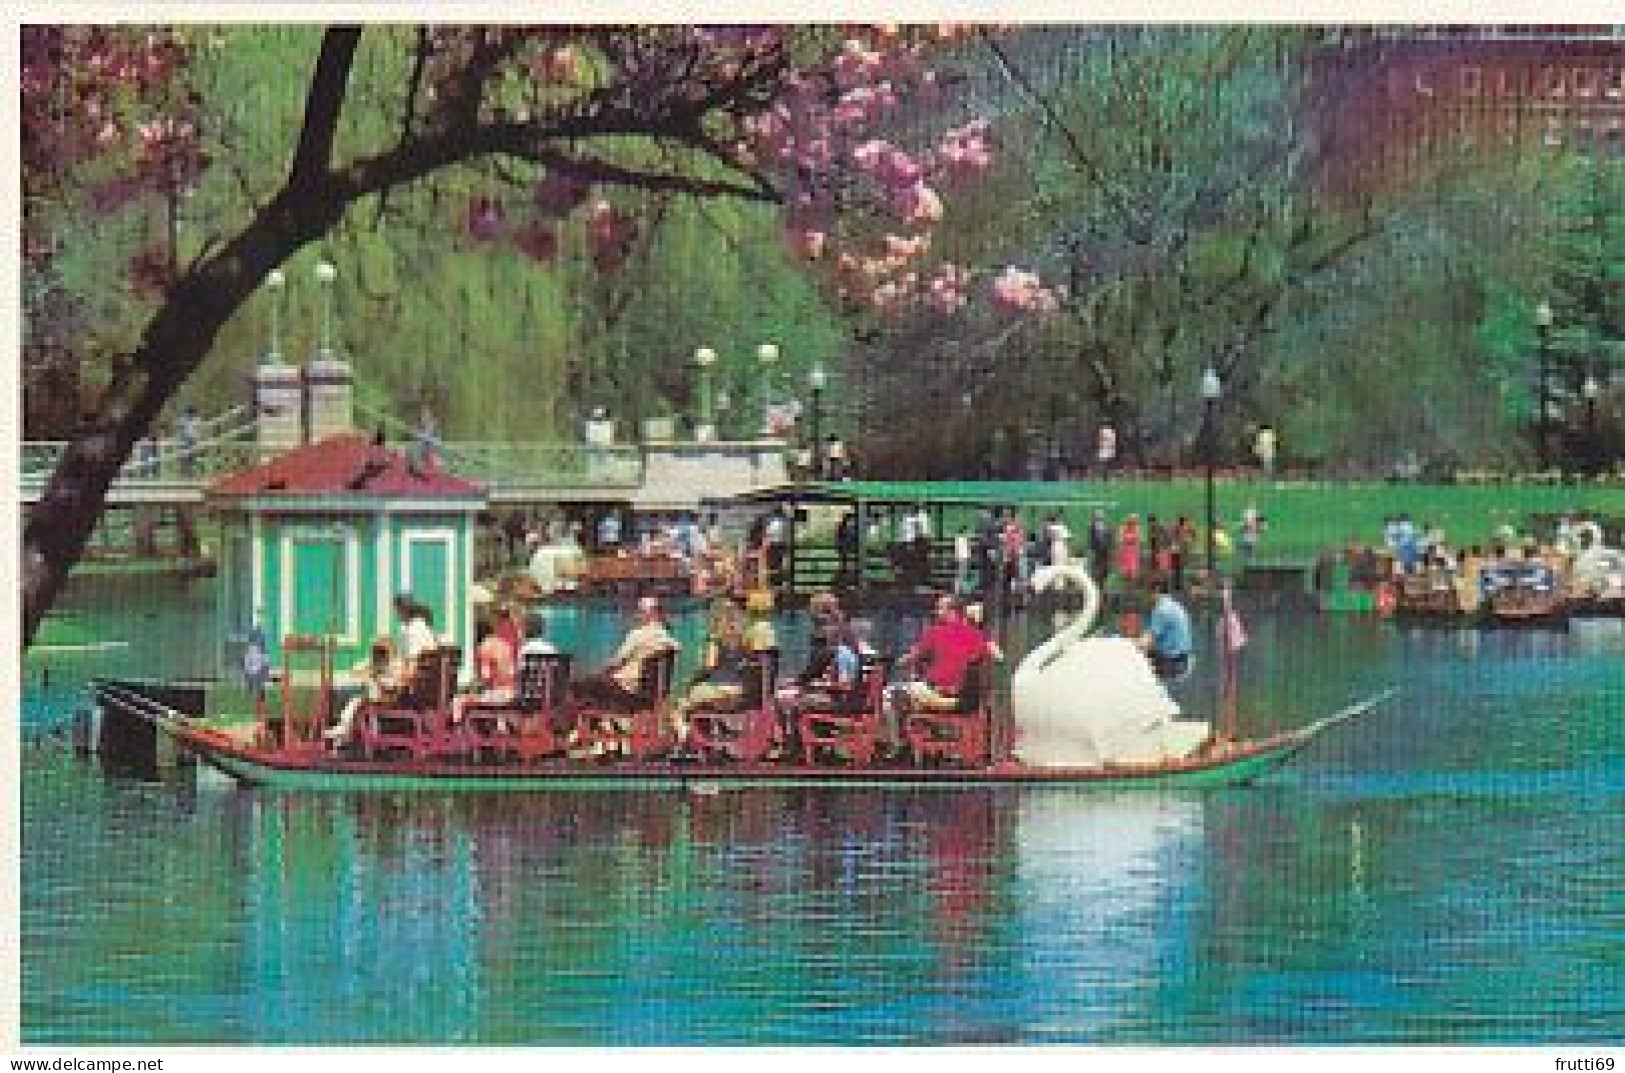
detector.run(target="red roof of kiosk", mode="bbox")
[209,434,485,498]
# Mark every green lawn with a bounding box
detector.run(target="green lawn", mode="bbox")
[919,478,1625,561]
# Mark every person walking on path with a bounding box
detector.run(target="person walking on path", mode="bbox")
[1094,422,1118,478]
[1239,504,1265,562]
[1117,513,1143,583]
[1253,425,1278,478]
[1087,508,1114,592]
[1171,515,1196,592]
[175,405,201,477]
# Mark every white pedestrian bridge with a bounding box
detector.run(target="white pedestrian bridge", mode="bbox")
[21,411,788,510]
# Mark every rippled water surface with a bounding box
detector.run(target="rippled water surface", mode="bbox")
[19,576,1625,1045]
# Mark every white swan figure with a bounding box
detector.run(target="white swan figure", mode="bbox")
[1571,521,1625,599]
[1011,563,1210,768]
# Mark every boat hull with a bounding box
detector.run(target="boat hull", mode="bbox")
[94,680,1388,794]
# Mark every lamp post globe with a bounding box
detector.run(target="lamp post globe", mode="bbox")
[808,361,828,479]
[693,346,717,441]
[264,268,286,365]
[314,260,338,358]
[1201,364,1222,582]
[1534,300,1554,471]
[757,343,780,436]
[1583,372,1601,474]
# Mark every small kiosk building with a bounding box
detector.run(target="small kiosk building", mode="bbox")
[207,434,487,680]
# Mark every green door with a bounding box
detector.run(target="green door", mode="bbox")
[291,535,348,638]
[406,534,452,640]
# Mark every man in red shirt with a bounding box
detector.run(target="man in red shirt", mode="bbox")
[897,594,991,712]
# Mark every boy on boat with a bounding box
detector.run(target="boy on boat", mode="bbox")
[325,637,402,751]
[1136,575,1193,681]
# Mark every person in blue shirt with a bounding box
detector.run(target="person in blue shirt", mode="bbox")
[1136,575,1193,681]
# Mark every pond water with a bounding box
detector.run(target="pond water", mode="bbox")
[18,575,1625,1046]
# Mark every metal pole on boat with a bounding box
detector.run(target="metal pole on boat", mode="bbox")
[1201,365,1222,586]
[1217,582,1242,744]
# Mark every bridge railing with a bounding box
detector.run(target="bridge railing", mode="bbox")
[430,441,644,488]
[20,439,272,486]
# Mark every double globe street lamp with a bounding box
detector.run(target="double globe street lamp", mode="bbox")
[691,342,785,440]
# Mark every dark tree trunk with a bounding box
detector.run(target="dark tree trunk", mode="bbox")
[20,27,779,648]
[22,188,348,647]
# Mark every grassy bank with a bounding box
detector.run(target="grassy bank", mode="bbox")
[905,478,1625,562]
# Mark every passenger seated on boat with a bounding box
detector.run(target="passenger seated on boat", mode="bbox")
[902,655,993,767]
[461,643,574,761]
[778,618,865,715]
[1135,575,1193,682]
[451,614,519,726]
[396,646,463,711]
[788,592,848,687]
[572,596,680,713]
[670,596,753,743]
[778,619,866,755]
[685,646,781,762]
[892,594,996,715]
[394,594,440,668]
[325,637,401,748]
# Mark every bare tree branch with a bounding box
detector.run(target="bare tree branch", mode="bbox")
[288,28,363,187]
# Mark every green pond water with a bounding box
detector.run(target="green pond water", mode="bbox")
[18,574,1625,1046]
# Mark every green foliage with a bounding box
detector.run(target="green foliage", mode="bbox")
[847,27,1611,478]
[45,26,850,442]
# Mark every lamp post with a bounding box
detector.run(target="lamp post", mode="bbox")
[264,268,286,364]
[1583,371,1601,476]
[715,388,732,439]
[808,361,827,479]
[757,342,779,435]
[1535,299,1554,471]
[693,346,716,441]
[315,260,338,358]
[1201,364,1222,582]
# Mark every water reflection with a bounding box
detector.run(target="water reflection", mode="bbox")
[1010,791,1205,1042]
[20,585,1625,1046]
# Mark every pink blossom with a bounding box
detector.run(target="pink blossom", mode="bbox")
[538,46,580,83]
[785,228,828,261]
[990,265,1060,314]
[532,172,591,217]
[897,182,944,225]
[465,196,506,242]
[515,220,560,263]
[852,139,888,170]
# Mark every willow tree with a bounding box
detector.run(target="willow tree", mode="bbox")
[22,24,1022,646]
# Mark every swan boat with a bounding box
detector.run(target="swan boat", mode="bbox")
[92,565,1391,793]
[1570,520,1625,616]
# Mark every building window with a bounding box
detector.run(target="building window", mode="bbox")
[1460,65,1483,97]
[1538,65,1567,98]
[1572,66,1599,98]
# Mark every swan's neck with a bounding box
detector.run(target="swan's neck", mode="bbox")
[1028,565,1099,662]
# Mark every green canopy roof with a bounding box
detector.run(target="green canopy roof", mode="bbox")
[715,480,1116,509]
